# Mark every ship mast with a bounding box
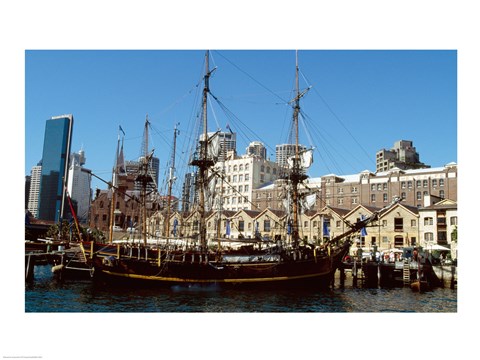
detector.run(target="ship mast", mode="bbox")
[191,50,215,253]
[138,115,154,246]
[108,132,121,243]
[164,123,179,238]
[290,51,309,248]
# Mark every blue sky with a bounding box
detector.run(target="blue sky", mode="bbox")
[25,50,457,195]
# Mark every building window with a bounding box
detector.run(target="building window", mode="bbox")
[352,197,358,204]
[423,191,428,197]
[338,198,344,205]
[411,219,417,227]
[239,175,243,182]
[313,221,317,227]
[382,220,387,227]
[261,165,265,172]
[416,180,421,187]
[352,186,357,193]
[383,183,387,191]
[408,181,412,189]
[438,231,447,244]
[264,220,271,232]
[383,193,388,202]
[244,185,249,192]
[233,165,238,171]
[338,188,344,194]
[377,184,382,191]
[439,179,445,186]
[371,184,375,191]
[424,217,433,226]
[424,232,434,241]
[239,164,243,171]
[245,174,249,181]
[245,164,249,171]
[432,179,437,187]
[238,220,245,232]
[394,236,404,247]
[394,218,403,232]
[401,192,406,199]
[371,194,376,202]
[233,175,237,182]
[423,180,428,187]
[439,190,445,198]
[416,191,422,201]
[336,220,341,228]
[401,181,406,189]
[450,216,458,225]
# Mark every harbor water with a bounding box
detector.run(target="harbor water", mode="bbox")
[25,264,457,312]
[13,264,468,360]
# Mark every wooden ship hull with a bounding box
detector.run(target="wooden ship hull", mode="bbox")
[81,241,350,287]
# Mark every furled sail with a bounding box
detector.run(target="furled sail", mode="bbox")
[286,148,314,170]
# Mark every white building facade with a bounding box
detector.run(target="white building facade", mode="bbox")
[214,153,282,212]
[67,150,92,224]
[27,163,42,218]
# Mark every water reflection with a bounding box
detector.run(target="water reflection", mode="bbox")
[25,265,457,313]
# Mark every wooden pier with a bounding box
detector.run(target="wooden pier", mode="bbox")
[337,259,456,289]
[25,244,93,281]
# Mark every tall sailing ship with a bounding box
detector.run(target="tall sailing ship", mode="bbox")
[80,51,399,287]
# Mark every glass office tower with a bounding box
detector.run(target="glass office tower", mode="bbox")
[37,114,74,222]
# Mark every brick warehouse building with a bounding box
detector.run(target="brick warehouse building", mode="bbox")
[252,163,457,212]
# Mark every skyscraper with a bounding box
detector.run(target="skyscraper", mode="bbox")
[275,143,306,168]
[246,141,267,159]
[37,114,74,222]
[27,161,42,218]
[67,149,92,224]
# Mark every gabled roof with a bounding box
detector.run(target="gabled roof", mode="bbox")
[317,205,351,218]
[344,204,381,218]
[420,198,457,211]
[205,210,237,221]
[380,203,419,218]
[231,209,261,219]
[255,208,286,220]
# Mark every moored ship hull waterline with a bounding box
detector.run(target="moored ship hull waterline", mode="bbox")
[80,241,351,288]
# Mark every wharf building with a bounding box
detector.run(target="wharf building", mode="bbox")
[147,195,457,258]
[89,171,178,234]
[37,114,74,222]
[252,163,457,212]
